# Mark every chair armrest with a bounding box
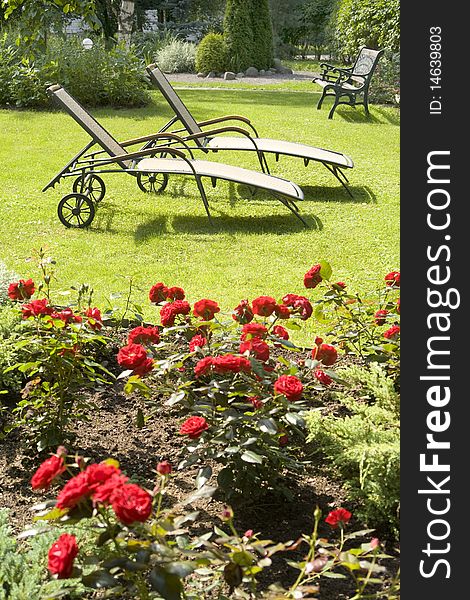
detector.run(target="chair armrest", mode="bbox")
[196,115,260,138]
[185,125,263,154]
[88,146,188,167]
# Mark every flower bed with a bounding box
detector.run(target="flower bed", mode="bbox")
[0,252,400,599]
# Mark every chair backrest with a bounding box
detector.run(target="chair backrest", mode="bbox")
[146,64,205,146]
[351,47,384,81]
[47,85,131,168]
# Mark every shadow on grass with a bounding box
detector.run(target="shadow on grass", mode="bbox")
[302,184,377,203]
[324,104,400,126]
[172,212,322,234]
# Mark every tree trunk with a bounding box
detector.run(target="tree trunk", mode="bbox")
[117,0,135,48]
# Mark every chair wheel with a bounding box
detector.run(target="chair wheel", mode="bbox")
[136,172,169,194]
[58,193,95,228]
[72,174,106,203]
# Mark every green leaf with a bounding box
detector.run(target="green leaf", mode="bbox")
[217,467,233,488]
[319,260,332,280]
[149,566,183,600]
[232,550,255,567]
[33,507,68,522]
[82,570,119,588]
[258,418,278,435]
[241,450,263,464]
[165,391,185,406]
[136,408,145,428]
[321,571,347,579]
[195,465,212,489]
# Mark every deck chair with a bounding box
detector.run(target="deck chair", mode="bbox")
[313,47,384,119]
[43,85,307,228]
[145,64,354,197]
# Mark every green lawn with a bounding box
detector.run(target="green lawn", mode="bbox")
[0,87,399,341]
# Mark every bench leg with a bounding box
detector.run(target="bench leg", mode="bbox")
[328,98,340,119]
[317,89,327,110]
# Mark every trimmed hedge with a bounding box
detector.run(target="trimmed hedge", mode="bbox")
[195,33,228,74]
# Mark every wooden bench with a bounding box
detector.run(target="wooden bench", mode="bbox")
[313,47,384,119]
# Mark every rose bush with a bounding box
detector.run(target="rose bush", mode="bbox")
[24,450,398,598]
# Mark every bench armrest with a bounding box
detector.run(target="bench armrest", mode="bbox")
[318,64,353,83]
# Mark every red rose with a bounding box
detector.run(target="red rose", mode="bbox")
[91,473,129,505]
[232,299,254,324]
[133,357,154,376]
[274,375,303,402]
[58,308,82,324]
[315,369,332,386]
[213,354,251,374]
[179,415,209,438]
[167,286,185,300]
[252,296,277,317]
[272,325,289,340]
[189,334,207,352]
[85,462,121,492]
[47,533,78,579]
[240,338,270,362]
[333,281,346,290]
[160,300,191,327]
[194,356,214,377]
[241,323,268,340]
[279,434,289,447]
[304,264,323,289]
[325,507,352,528]
[149,282,169,304]
[56,471,91,509]
[374,309,388,326]
[385,271,400,288]
[311,342,338,366]
[274,304,291,319]
[111,483,153,525]
[31,455,66,490]
[281,294,313,320]
[384,325,400,340]
[84,307,102,330]
[156,461,172,475]
[117,343,148,370]
[247,396,262,409]
[21,298,52,318]
[8,278,35,301]
[128,326,160,346]
[193,299,220,320]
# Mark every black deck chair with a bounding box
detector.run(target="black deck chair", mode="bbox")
[145,63,354,197]
[43,84,307,228]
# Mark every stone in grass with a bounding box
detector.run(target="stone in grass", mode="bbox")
[224,71,236,80]
[278,66,294,75]
[236,72,244,79]
[206,71,216,78]
[268,68,277,74]
[245,66,259,77]
[197,72,205,78]
[273,58,282,69]
[259,69,266,76]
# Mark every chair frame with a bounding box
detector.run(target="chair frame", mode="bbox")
[145,64,354,198]
[43,85,307,228]
[313,47,384,119]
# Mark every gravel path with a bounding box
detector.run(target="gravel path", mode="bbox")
[167,71,317,86]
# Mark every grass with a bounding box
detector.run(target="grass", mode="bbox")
[0,87,399,342]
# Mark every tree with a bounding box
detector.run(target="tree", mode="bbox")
[332,0,399,58]
[249,0,273,69]
[224,0,253,72]
[117,0,135,46]
[1,0,101,56]
[301,0,336,60]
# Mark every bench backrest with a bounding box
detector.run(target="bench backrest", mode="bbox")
[350,47,384,85]
[47,84,131,168]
